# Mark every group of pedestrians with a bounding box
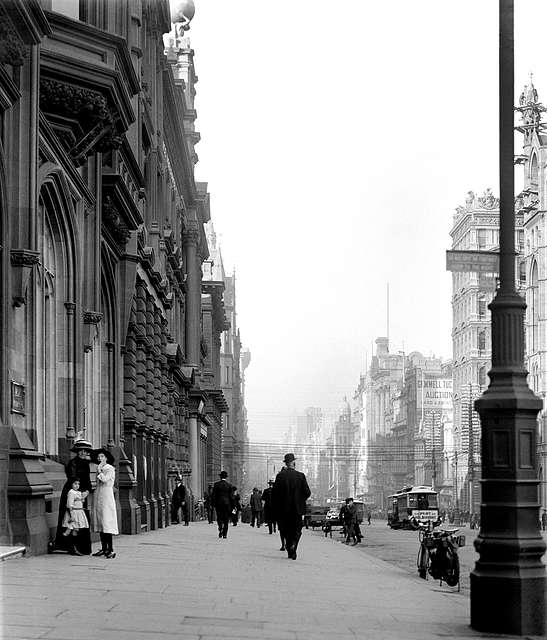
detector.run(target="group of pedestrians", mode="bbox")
[209,452,311,560]
[340,497,363,545]
[51,438,119,559]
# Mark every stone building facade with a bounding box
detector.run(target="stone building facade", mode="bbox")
[219,271,249,491]
[0,0,230,554]
[449,189,524,514]
[516,77,547,513]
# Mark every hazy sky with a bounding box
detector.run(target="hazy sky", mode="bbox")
[188,1,546,442]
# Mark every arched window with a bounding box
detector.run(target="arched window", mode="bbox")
[479,366,487,388]
[33,181,75,455]
[529,260,539,353]
[478,294,486,318]
[478,330,486,352]
[531,153,539,191]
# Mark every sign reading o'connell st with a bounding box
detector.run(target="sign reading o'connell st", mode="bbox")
[446,249,499,273]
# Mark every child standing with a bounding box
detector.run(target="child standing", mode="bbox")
[62,478,89,556]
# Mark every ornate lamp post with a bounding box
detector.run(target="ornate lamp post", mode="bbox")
[471,1,546,634]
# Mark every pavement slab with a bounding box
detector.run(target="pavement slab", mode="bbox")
[0,521,544,640]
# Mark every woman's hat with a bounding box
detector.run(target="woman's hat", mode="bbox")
[92,448,115,465]
[70,438,92,452]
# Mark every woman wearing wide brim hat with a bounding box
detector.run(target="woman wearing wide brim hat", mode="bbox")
[51,438,94,555]
[92,448,119,558]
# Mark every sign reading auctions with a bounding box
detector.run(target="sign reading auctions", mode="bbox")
[416,378,453,410]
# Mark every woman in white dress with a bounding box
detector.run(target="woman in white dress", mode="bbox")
[92,449,119,558]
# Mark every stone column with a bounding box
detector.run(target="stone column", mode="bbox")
[119,320,140,534]
[144,295,157,528]
[135,424,149,531]
[183,224,202,498]
[152,307,164,526]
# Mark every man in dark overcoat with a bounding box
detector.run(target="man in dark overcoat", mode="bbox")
[272,453,311,560]
[171,476,186,524]
[212,470,234,539]
[261,480,276,534]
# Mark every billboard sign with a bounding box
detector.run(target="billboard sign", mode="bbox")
[446,250,499,273]
[416,378,453,410]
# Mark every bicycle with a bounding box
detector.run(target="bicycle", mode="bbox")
[414,518,465,589]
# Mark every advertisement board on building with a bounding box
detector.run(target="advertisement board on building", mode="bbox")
[416,378,453,410]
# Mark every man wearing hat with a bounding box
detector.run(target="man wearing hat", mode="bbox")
[51,438,94,554]
[212,470,234,539]
[272,453,311,560]
[261,480,276,534]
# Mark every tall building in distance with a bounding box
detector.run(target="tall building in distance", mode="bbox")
[220,269,250,491]
[449,188,524,515]
[516,77,547,513]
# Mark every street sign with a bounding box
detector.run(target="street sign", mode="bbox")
[446,250,499,273]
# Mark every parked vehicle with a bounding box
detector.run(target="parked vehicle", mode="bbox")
[307,505,328,529]
[415,518,465,589]
[325,503,344,527]
[387,486,440,529]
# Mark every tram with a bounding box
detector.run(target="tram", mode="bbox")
[387,486,439,529]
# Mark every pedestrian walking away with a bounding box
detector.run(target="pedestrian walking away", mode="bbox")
[212,470,234,539]
[51,437,94,555]
[341,497,360,545]
[272,452,311,560]
[171,476,187,524]
[231,486,242,526]
[261,480,276,534]
[204,483,215,524]
[92,449,119,558]
[250,487,263,528]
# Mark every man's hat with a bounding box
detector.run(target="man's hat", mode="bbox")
[283,452,296,464]
[219,470,228,478]
[70,438,92,452]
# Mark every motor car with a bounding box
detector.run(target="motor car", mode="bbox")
[307,505,328,529]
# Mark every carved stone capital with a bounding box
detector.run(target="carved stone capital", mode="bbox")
[182,228,200,248]
[10,249,40,307]
[83,311,103,325]
[10,249,40,268]
[64,302,76,315]
[40,77,120,162]
[102,196,130,246]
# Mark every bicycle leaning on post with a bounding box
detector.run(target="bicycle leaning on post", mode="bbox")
[413,517,465,590]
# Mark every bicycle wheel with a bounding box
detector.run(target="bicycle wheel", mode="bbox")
[417,543,428,579]
[444,548,460,586]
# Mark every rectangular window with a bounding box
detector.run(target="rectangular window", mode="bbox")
[478,229,487,249]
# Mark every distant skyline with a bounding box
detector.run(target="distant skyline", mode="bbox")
[188,1,546,442]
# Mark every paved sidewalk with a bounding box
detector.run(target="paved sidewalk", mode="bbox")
[0,521,541,640]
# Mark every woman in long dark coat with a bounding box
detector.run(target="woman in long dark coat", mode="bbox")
[51,439,93,554]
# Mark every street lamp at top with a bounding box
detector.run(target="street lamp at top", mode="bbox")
[170,0,195,29]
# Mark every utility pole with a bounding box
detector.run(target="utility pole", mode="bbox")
[468,383,474,515]
[453,450,460,525]
[471,1,546,633]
